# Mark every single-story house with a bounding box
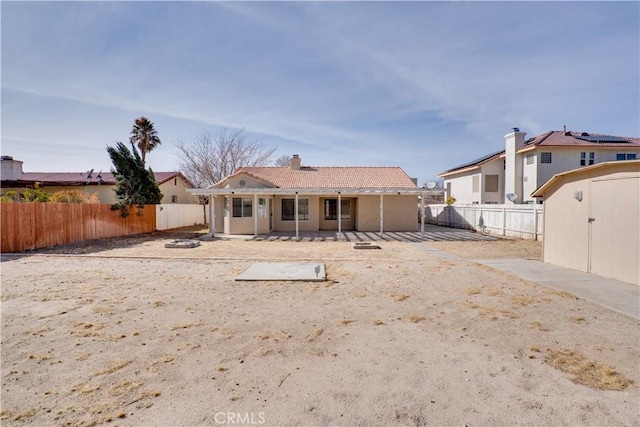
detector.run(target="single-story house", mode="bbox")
[1,156,196,204]
[190,155,435,237]
[531,160,639,285]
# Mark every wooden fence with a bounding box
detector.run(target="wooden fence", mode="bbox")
[1,203,156,252]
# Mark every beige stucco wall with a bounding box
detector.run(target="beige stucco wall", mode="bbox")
[40,176,195,204]
[273,195,321,232]
[480,160,504,203]
[521,146,640,203]
[318,197,356,230]
[356,195,418,232]
[443,171,480,205]
[541,163,639,285]
[158,177,196,204]
[218,193,419,234]
[220,195,270,235]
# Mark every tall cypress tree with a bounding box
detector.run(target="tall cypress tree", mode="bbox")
[107,142,163,217]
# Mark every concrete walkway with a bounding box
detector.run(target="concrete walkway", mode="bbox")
[475,258,640,320]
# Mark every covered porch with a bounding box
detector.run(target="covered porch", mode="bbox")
[189,187,442,238]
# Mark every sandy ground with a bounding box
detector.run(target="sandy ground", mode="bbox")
[1,230,638,426]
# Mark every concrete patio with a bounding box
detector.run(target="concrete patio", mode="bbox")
[229,225,499,242]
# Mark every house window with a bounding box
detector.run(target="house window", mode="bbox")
[223,197,228,217]
[232,197,253,218]
[281,198,309,221]
[171,195,178,203]
[258,198,266,218]
[472,175,480,193]
[540,152,552,164]
[485,175,499,193]
[324,199,351,220]
[617,153,637,160]
[581,152,595,166]
[526,154,534,165]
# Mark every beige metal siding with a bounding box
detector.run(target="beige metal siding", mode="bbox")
[541,175,590,272]
[589,177,640,285]
[541,162,640,285]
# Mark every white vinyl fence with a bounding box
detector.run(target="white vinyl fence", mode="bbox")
[425,204,543,240]
[156,204,209,231]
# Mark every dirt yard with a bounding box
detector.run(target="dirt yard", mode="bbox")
[1,230,638,426]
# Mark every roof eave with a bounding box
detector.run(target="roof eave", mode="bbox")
[189,187,434,196]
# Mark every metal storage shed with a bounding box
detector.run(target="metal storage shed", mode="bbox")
[532,160,639,286]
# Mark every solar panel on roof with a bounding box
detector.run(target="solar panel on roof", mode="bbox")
[575,135,631,143]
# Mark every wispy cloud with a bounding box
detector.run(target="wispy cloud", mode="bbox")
[2,1,638,181]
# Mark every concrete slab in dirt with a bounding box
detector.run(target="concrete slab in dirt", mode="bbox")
[476,258,639,319]
[164,239,201,249]
[236,262,326,281]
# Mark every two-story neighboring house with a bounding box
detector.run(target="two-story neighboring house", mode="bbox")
[438,128,640,204]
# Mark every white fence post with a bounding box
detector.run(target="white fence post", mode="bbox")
[426,204,543,240]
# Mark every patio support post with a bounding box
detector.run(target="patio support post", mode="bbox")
[379,194,384,238]
[420,193,425,236]
[253,194,258,237]
[295,192,299,239]
[209,195,215,237]
[337,192,342,235]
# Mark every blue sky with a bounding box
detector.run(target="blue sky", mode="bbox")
[2,1,638,185]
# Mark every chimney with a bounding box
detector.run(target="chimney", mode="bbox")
[290,154,301,170]
[1,156,24,181]
[504,127,526,204]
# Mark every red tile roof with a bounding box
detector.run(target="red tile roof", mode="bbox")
[521,131,640,149]
[13,171,191,186]
[221,166,417,189]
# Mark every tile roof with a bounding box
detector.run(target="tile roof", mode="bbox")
[439,130,639,176]
[521,131,640,149]
[13,171,190,186]
[221,166,417,189]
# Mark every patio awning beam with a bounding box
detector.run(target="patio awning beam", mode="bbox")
[189,187,439,197]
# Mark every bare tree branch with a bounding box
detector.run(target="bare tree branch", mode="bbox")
[176,129,276,188]
[273,155,291,166]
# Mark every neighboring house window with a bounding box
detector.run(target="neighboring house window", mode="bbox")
[485,175,499,193]
[258,198,266,218]
[472,175,480,193]
[526,154,534,165]
[232,197,252,218]
[581,152,595,166]
[324,199,351,220]
[540,152,552,164]
[617,153,637,160]
[485,201,498,205]
[171,195,178,203]
[281,198,309,221]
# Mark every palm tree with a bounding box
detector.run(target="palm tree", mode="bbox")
[129,116,161,166]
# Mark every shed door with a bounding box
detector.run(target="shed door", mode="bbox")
[589,177,640,285]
